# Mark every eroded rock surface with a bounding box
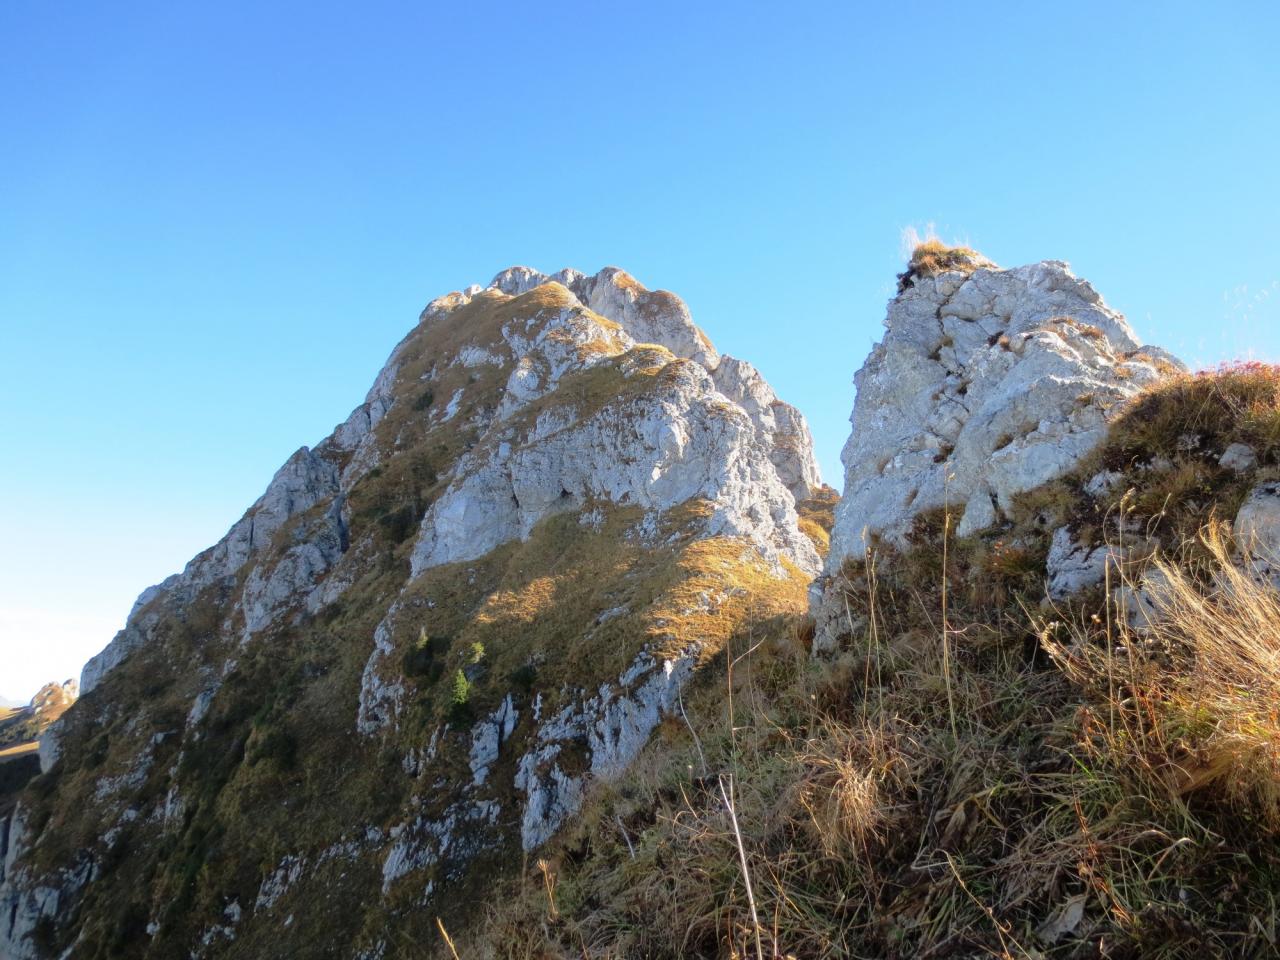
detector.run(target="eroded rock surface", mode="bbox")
[827,259,1180,567]
[488,265,719,368]
[1236,480,1280,585]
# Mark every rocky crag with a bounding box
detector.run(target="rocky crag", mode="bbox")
[828,255,1182,560]
[0,267,825,959]
[0,684,77,751]
[813,251,1186,648]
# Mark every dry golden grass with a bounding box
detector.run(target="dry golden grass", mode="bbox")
[1048,314,1106,341]
[1030,360,1280,559]
[467,481,1280,958]
[1047,521,1280,830]
[384,499,810,738]
[897,240,990,292]
[1101,361,1280,470]
[792,719,898,861]
[796,517,829,556]
[0,740,38,763]
[796,486,839,559]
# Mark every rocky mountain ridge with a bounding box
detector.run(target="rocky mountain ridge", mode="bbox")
[443,253,1280,959]
[13,249,1270,959]
[1,266,824,959]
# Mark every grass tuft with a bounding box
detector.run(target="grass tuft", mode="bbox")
[1047,521,1280,831]
[897,240,991,292]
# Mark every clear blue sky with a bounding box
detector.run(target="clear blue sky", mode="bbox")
[2,1,1277,702]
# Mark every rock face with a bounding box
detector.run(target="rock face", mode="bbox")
[1045,526,1124,600]
[1,267,820,959]
[403,280,817,577]
[80,447,344,696]
[27,682,77,718]
[32,685,76,777]
[488,266,719,369]
[1235,480,1280,586]
[826,259,1179,568]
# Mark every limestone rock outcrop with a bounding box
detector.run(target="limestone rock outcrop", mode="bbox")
[408,350,816,577]
[1045,526,1124,600]
[826,258,1181,569]
[488,265,719,369]
[31,681,77,775]
[1235,480,1280,586]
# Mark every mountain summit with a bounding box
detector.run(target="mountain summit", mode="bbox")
[0,267,826,958]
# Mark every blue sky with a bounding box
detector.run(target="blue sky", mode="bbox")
[2,1,1277,701]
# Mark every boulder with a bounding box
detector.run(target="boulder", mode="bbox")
[1235,480,1280,586]
[1046,527,1123,600]
[1220,442,1259,473]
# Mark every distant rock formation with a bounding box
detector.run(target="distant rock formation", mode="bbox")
[0,681,76,748]
[1,267,822,959]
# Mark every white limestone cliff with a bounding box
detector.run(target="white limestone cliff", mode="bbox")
[826,258,1182,571]
[409,354,817,577]
[81,266,819,701]
[428,266,819,502]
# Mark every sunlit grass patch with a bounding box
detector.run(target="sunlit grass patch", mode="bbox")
[897,240,991,292]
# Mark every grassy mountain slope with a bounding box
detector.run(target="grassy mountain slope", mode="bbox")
[461,364,1280,959]
[4,276,821,960]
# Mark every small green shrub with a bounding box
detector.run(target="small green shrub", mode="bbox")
[448,669,473,725]
[249,726,297,770]
[31,915,57,953]
[107,901,150,956]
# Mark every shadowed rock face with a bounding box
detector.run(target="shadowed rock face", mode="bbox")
[1,268,821,959]
[826,258,1183,572]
